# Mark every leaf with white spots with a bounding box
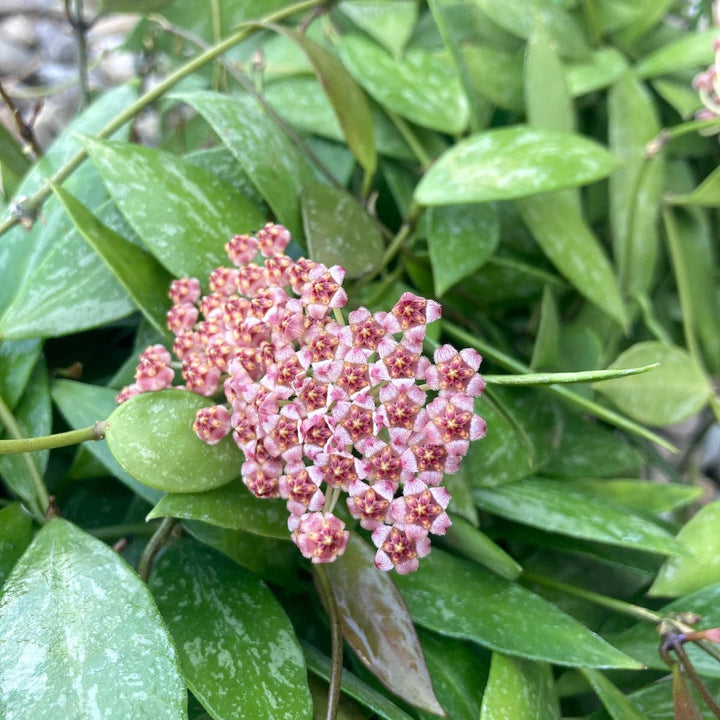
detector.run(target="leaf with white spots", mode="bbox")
[0,518,187,720]
[150,538,312,720]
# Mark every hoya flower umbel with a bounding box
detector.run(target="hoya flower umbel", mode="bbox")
[117,223,486,572]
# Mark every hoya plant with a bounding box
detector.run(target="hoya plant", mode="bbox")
[0,1,719,719]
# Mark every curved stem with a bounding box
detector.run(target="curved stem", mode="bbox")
[0,421,108,455]
[386,110,432,171]
[137,517,177,582]
[483,363,658,386]
[0,0,324,238]
[89,521,160,541]
[314,564,343,720]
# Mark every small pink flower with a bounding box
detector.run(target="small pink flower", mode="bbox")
[209,266,239,296]
[390,483,451,535]
[166,303,199,335]
[257,222,291,258]
[169,278,201,305]
[347,480,394,530]
[426,345,485,396]
[115,383,141,404]
[226,234,259,266]
[391,292,441,330]
[292,512,349,563]
[193,405,231,445]
[135,350,175,392]
[372,524,431,574]
[301,265,348,319]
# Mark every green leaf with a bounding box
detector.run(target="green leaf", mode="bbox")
[51,379,163,504]
[574,479,704,515]
[653,79,702,120]
[0,503,32,587]
[301,183,384,278]
[667,165,720,208]
[634,28,718,79]
[517,192,627,326]
[150,538,312,720]
[462,45,524,112]
[415,629,488,720]
[106,389,242,493]
[339,1,418,57]
[414,126,620,205]
[0,339,42,409]
[52,185,174,340]
[147,479,288,539]
[608,72,662,296]
[101,0,174,11]
[473,477,684,556]
[565,48,628,97]
[323,536,445,716]
[396,548,641,668]
[0,123,31,187]
[580,668,651,720]
[594,342,712,426]
[629,676,720,720]
[427,203,499,296]
[267,25,377,176]
[83,136,265,279]
[337,35,469,134]
[615,583,720,676]
[531,286,560,370]
[480,653,559,720]
[0,518,186,720]
[649,501,720,597]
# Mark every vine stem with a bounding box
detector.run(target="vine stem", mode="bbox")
[137,517,177,582]
[0,0,324,238]
[0,421,108,455]
[314,564,343,720]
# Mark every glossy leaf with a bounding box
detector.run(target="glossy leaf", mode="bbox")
[396,548,641,668]
[53,185,174,340]
[414,126,620,205]
[667,165,720,207]
[339,1,418,57]
[427,203,499,296]
[0,339,42,410]
[574,479,704,514]
[0,518,186,720]
[608,73,662,296]
[630,676,720,720]
[473,477,684,556]
[150,538,312,720]
[581,668,651,720]
[634,28,718,79]
[0,503,32,587]
[338,35,469,135]
[301,183,384,278]
[462,45,524,112]
[106,389,242,493]
[594,342,712,426]
[323,536,444,716]
[51,379,163,504]
[480,653,559,720]
[565,47,628,97]
[83,136,265,279]
[147,479,288,539]
[517,192,627,326]
[649,501,720,597]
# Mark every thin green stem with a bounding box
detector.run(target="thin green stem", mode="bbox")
[359,262,404,308]
[210,0,224,90]
[0,0,324,238]
[635,291,673,344]
[442,320,678,452]
[522,571,663,623]
[314,564,343,720]
[137,517,177,582]
[386,110,432,171]
[483,363,658,386]
[89,522,160,541]
[64,0,90,108]
[581,0,602,46]
[0,394,49,519]
[0,421,108,455]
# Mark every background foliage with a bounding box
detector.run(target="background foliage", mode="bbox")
[0,0,719,718]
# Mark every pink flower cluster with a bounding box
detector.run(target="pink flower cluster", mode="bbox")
[118,223,486,573]
[693,37,720,122]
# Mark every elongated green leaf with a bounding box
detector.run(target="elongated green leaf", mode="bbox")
[462,45,524,112]
[301,183,384,278]
[427,203,499,296]
[266,26,377,175]
[338,35,469,134]
[649,501,720,597]
[517,192,627,326]
[634,28,718,79]
[630,676,720,720]
[323,536,444,716]
[53,185,173,340]
[581,668,651,720]
[0,123,30,185]
[574,479,703,514]
[667,165,720,208]
[610,583,720,676]
[531,286,560,371]
[395,549,641,668]
[480,653,559,720]
[0,503,32,587]
[0,339,42,410]
[416,629,488,720]
[340,1,418,57]
[151,538,312,720]
[0,518,186,720]
[51,379,163,504]
[608,73,662,296]
[147,479,288,539]
[83,136,265,279]
[594,342,712,426]
[653,78,702,120]
[473,477,684,556]
[415,127,620,205]
[106,389,241,493]
[566,48,628,97]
